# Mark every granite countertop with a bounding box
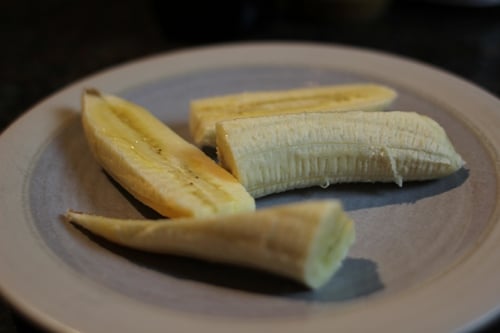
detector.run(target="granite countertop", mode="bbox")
[1,0,500,332]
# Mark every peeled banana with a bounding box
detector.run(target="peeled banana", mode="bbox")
[81,89,255,218]
[190,83,397,147]
[65,200,355,289]
[216,111,465,198]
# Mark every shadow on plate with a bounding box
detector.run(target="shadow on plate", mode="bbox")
[70,222,383,302]
[257,168,470,211]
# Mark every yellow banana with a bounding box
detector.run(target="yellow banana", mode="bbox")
[216,111,465,198]
[81,89,255,218]
[190,83,397,147]
[65,200,355,289]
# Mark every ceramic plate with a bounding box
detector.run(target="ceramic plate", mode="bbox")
[1,43,499,333]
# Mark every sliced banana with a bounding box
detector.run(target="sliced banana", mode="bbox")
[216,111,465,198]
[190,83,397,147]
[66,200,355,289]
[81,89,255,218]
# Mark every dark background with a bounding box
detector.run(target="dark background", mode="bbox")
[1,0,500,332]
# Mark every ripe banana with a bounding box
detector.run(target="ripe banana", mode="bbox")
[65,200,355,289]
[190,83,397,147]
[81,89,255,218]
[216,111,465,198]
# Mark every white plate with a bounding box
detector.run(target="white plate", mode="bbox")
[1,42,499,333]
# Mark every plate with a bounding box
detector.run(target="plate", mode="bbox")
[0,42,499,333]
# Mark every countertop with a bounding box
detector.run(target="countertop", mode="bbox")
[1,0,500,332]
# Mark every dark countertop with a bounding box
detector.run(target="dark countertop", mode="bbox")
[1,0,500,332]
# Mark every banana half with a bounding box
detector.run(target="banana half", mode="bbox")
[216,111,465,198]
[190,83,397,147]
[66,200,355,289]
[81,89,255,218]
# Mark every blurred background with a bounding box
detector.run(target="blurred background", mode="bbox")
[1,0,500,332]
[1,0,500,132]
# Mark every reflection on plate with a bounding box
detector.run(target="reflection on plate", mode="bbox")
[0,43,499,332]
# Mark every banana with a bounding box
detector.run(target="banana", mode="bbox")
[216,111,465,198]
[190,83,397,147]
[81,89,255,218]
[65,200,355,289]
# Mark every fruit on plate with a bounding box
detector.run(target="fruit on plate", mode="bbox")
[190,83,397,147]
[65,200,355,289]
[81,89,255,218]
[216,111,465,198]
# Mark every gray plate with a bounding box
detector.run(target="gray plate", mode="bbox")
[1,43,499,333]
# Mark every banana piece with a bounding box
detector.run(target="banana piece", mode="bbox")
[65,200,355,289]
[81,89,255,218]
[190,83,397,147]
[216,111,465,198]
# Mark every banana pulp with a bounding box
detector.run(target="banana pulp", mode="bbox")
[66,200,355,289]
[81,89,255,218]
[190,83,397,147]
[216,111,465,198]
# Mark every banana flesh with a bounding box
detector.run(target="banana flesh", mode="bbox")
[81,89,255,218]
[216,111,465,198]
[65,200,355,289]
[190,83,397,147]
